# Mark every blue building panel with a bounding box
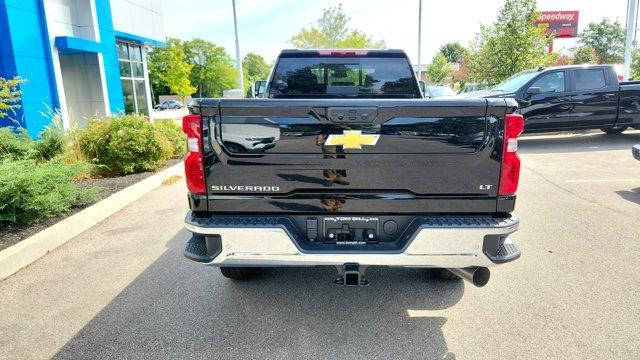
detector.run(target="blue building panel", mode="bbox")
[0,2,20,128]
[55,36,103,55]
[95,0,124,114]
[5,7,47,59]
[1,0,163,135]
[0,0,58,136]
[14,56,56,134]
[0,4,16,62]
[2,0,38,12]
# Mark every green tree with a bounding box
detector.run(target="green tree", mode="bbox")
[427,53,451,84]
[452,57,470,86]
[242,53,271,96]
[147,55,171,103]
[0,77,24,119]
[631,49,640,80]
[183,38,237,98]
[147,38,196,101]
[290,4,386,49]
[467,0,554,85]
[571,45,599,64]
[439,42,466,63]
[578,18,625,64]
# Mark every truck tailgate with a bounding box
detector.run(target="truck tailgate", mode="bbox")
[199,98,512,214]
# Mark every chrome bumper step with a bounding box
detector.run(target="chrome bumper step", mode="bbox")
[184,213,520,268]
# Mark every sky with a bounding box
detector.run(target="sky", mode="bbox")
[161,0,631,66]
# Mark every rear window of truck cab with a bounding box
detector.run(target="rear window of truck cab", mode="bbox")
[573,69,607,91]
[268,55,420,98]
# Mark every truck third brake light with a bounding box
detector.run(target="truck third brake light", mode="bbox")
[317,50,369,56]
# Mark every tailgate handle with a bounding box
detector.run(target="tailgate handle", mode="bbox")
[327,107,377,123]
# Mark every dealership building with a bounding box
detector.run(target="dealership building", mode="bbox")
[0,0,165,137]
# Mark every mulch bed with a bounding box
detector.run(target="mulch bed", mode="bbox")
[0,158,181,252]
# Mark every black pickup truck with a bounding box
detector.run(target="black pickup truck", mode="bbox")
[461,65,640,134]
[182,49,522,287]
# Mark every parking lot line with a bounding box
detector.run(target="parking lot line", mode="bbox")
[565,179,640,183]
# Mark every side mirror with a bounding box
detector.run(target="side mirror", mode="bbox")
[418,80,426,94]
[253,80,267,98]
[525,86,541,97]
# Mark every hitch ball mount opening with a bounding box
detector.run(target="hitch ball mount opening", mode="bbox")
[334,263,369,286]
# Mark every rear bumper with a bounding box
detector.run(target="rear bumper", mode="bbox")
[183,213,520,268]
[633,144,640,161]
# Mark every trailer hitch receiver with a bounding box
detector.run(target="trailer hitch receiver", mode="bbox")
[334,263,368,286]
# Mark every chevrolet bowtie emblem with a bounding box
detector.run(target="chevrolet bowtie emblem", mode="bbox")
[324,130,380,149]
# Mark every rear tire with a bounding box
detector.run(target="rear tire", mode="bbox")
[433,268,461,281]
[601,126,628,135]
[220,267,263,280]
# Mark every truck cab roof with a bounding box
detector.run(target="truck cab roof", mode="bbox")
[532,64,615,71]
[278,49,408,57]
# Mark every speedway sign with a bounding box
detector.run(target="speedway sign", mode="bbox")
[535,11,579,38]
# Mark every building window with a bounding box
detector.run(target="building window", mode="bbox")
[117,41,148,115]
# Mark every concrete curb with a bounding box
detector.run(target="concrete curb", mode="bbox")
[0,162,184,281]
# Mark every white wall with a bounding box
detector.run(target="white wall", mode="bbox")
[46,0,98,41]
[45,0,109,128]
[59,53,107,127]
[110,0,164,41]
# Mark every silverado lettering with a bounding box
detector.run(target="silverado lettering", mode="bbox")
[211,185,280,192]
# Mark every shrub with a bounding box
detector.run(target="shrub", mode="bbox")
[0,112,68,163]
[0,127,34,161]
[38,105,84,163]
[34,126,65,161]
[0,76,24,119]
[60,123,86,163]
[79,115,173,175]
[154,119,186,157]
[0,160,97,224]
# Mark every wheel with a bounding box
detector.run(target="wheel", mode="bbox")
[601,126,628,135]
[432,268,461,281]
[173,105,180,109]
[220,267,263,279]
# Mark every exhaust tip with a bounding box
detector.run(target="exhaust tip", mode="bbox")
[447,267,491,288]
[472,267,490,287]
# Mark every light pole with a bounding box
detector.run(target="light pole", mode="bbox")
[232,0,244,91]
[624,0,638,80]
[197,50,204,98]
[416,0,422,81]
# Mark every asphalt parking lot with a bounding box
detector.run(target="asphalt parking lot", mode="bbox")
[151,108,188,122]
[1,131,639,360]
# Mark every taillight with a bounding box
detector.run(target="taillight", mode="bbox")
[498,113,524,196]
[182,114,205,195]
